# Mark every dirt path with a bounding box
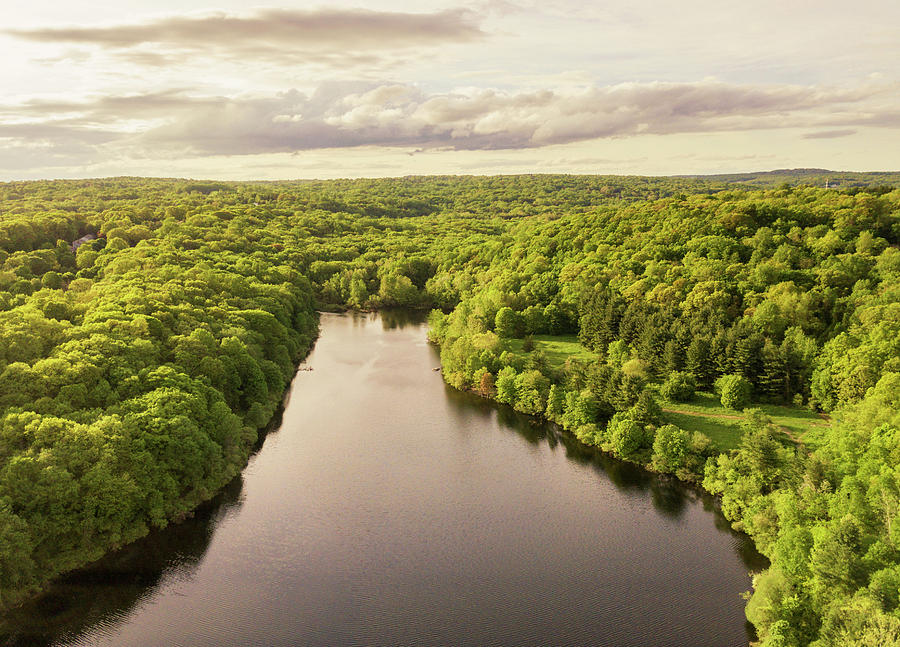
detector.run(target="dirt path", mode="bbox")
[662,407,744,420]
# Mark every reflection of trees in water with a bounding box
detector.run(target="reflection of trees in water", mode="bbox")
[249,396,287,456]
[450,384,692,520]
[445,378,770,571]
[700,495,769,570]
[378,309,427,330]
[648,478,690,519]
[0,477,245,647]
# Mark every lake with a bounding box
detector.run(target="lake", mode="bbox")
[1,311,765,647]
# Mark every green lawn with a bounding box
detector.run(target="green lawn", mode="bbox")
[506,334,596,370]
[655,391,829,451]
[659,407,745,451]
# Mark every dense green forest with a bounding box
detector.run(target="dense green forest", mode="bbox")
[0,172,898,646]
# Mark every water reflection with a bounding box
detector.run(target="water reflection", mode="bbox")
[442,381,766,570]
[378,308,427,329]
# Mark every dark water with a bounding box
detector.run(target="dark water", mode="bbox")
[2,312,765,647]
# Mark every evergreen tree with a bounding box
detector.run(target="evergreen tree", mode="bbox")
[760,339,790,402]
[733,332,764,385]
[686,336,713,388]
[662,338,684,374]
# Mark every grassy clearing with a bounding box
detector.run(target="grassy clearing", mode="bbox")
[503,336,829,452]
[659,407,745,451]
[657,391,829,451]
[505,334,596,370]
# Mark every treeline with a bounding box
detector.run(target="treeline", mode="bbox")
[0,175,898,646]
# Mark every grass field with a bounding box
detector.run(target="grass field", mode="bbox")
[504,334,829,452]
[658,407,745,451]
[656,391,829,451]
[505,334,596,370]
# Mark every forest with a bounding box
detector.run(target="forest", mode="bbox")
[0,172,898,647]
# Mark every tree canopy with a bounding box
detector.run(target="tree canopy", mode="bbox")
[0,173,898,645]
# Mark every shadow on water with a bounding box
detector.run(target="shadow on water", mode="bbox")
[0,476,244,647]
[442,381,768,572]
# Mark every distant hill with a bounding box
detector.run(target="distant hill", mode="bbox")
[682,168,900,189]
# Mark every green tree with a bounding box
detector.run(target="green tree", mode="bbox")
[659,371,697,402]
[494,307,524,338]
[608,417,652,461]
[495,366,518,405]
[652,424,691,471]
[717,374,752,410]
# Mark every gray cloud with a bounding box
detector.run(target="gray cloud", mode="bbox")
[0,80,893,169]
[802,129,858,139]
[6,8,485,64]
[3,90,221,122]
[139,81,888,155]
[0,122,121,172]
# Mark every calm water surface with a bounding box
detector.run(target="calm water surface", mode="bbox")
[2,312,765,647]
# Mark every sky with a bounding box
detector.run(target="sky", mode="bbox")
[2,0,899,180]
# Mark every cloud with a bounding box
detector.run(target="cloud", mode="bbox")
[6,8,485,65]
[0,80,895,170]
[802,129,858,139]
[140,80,892,155]
[3,90,221,122]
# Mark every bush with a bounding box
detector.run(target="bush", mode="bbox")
[608,417,653,460]
[652,424,691,471]
[628,390,662,424]
[621,358,650,379]
[659,371,697,402]
[574,423,600,445]
[716,374,753,410]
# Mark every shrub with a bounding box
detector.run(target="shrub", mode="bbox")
[609,417,653,460]
[659,371,697,402]
[621,358,650,379]
[716,374,753,410]
[652,424,691,471]
[574,423,600,445]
